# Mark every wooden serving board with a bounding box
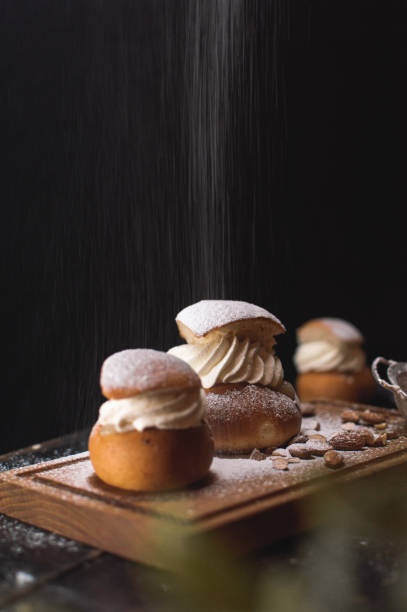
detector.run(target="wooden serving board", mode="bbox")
[1,401,407,568]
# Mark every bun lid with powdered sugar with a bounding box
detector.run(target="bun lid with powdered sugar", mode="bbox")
[175,300,286,351]
[297,318,364,346]
[101,348,201,400]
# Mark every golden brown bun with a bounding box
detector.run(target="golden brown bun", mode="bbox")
[297,318,363,345]
[296,366,377,403]
[100,348,201,400]
[176,300,285,351]
[205,383,302,453]
[89,423,214,491]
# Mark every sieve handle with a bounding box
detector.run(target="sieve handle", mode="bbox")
[371,356,407,396]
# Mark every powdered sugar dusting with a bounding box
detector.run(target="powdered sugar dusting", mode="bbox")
[302,318,363,344]
[176,300,285,337]
[101,349,200,396]
[320,318,363,343]
[31,403,407,524]
[39,455,299,515]
[206,385,299,425]
[0,513,82,553]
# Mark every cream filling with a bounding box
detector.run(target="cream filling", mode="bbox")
[97,388,206,435]
[168,335,284,389]
[294,340,366,374]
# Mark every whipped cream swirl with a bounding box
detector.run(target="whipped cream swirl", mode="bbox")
[97,388,206,435]
[294,340,366,374]
[168,335,284,389]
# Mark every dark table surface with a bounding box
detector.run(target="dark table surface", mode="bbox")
[1,429,407,612]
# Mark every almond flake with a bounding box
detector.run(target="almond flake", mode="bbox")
[360,410,386,425]
[250,448,267,461]
[272,458,289,471]
[308,434,327,442]
[324,450,344,469]
[287,444,313,459]
[341,409,360,423]
[271,448,289,457]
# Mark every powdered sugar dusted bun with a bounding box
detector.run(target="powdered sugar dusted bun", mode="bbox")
[176,300,285,351]
[101,348,201,399]
[205,384,302,453]
[90,348,214,491]
[297,318,363,345]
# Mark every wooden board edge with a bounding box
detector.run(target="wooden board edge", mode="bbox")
[0,476,315,568]
[0,478,196,568]
[197,446,407,530]
[2,444,407,534]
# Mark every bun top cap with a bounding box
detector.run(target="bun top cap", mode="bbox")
[175,300,285,351]
[297,318,364,345]
[101,349,201,400]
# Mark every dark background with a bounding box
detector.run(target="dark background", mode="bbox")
[1,0,406,453]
